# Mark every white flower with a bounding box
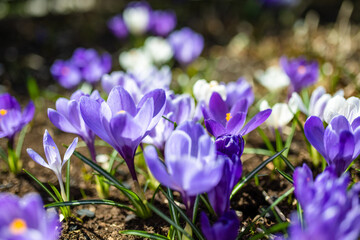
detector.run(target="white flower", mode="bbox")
[193,79,226,103]
[256,66,290,92]
[144,37,173,65]
[123,5,150,35]
[119,48,153,73]
[260,100,294,129]
[323,95,360,124]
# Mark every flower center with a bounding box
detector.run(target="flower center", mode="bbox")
[0,109,7,116]
[9,218,27,235]
[297,65,306,74]
[226,113,232,122]
[61,66,70,76]
[117,110,126,114]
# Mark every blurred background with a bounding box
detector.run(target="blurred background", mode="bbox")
[0,0,360,96]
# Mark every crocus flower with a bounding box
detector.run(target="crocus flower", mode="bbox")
[225,78,254,109]
[119,48,153,73]
[0,193,60,240]
[193,79,227,104]
[144,36,173,65]
[259,100,296,130]
[208,134,243,216]
[280,56,319,94]
[168,27,204,65]
[27,130,78,200]
[0,93,35,144]
[200,210,240,240]
[323,95,360,124]
[101,71,141,100]
[144,121,224,215]
[107,14,128,39]
[48,90,101,162]
[50,60,81,89]
[304,115,360,176]
[123,1,151,35]
[202,92,272,138]
[289,86,344,121]
[143,93,195,152]
[285,164,360,240]
[80,86,166,181]
[255,66,290,92]
[150,10,177,36]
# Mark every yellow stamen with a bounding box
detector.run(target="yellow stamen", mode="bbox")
[0,109,7,116]
[297,65,306,74]
[226,113,232,122]
[9,218,27,235]
[117,110,126,114]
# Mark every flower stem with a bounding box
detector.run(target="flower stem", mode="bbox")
[7,139,21,174]
[182,222,192,240]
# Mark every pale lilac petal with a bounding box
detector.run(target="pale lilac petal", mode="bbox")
[107,86,136,116]
[21,101,35,124]
[165,131,191,166]
[138,89,166,130]
[239,109,272,135]
[43,130,61,166]
[48,109,78,134]
[135,98,154,134]
[55,98,70,117]
[26,148,49,168]
[63,137,78,166]
[110,112,143,140]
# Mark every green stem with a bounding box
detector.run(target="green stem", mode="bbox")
[7,140,21,174]
[182,222,193,240]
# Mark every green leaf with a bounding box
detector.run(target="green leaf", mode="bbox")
[23,169,59,202]
[27,77,40,100]
[192,195,200,224]
[15,124,28,159]
[243,148,273,156]
[45,199,135,212]
[275,168,293,184]
[120,230,169,240]
[257,128,275,153]
[167,188,181,240]
[279,154,295,172]
[231,148,286,199]
[0,146,7,161]
[49,182,63,202]
[283,119,296,158]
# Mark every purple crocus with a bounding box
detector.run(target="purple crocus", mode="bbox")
[50,60,82,89]
[202,92,272,138]
[144,121,224,216]
[150,10,177,36]
[107,14,128,39]
[168,27,204,65]
[285,164,360,240]
[27,130,78,201]
[225,78,254,109]
[208,134,243,216]
[0,193,60,240]
[48,90,101,162]
[0,93,35,144]
[200,210,240,240]
[80,86,166,181]
[304,115,360,176]
[280,56,319,94]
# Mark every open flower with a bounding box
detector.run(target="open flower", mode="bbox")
[27,130,78,200]
[144,121,224,215]
[80,86,166,181]
[304,115,360,175]
[280,56,319,94]
[0,93,35,143]
[202,92,271,137]
[168,27,204,65]
[48,90,101,161]
[0,193,60,240]
[323,95,360,124]
[107,14,128,39]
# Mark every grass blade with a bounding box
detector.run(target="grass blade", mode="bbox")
[15,124,28,158]
[279,154,295,172]
[243,148,274,156]
[120,230,169,240]
[0,146,7,161]
[275,168,293,184]
[23,169,59,202]
[45,199,135,212]
[167,188,182,240]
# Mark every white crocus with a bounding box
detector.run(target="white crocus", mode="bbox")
[119,48,153,73]
[256,66,290,92]
[193,79,226,103]
[123,5,150,35]
[260,100,295,129]
[144,37,173,65]
[323,95,360,124]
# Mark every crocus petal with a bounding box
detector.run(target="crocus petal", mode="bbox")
[48,109,78,134]
[43,130,61,166]
[21,193,45,229]
[0,93,21,111]
[335,131,355,174]
[304,116,326,158]
[293,163,314,207]
[229,99,248,116]
[208,92,228,124]
[226,112,246,135]
[107,86,136,116]
[27,148,49,169]
[353,128,360,158]
[138,89,166,130]
[200,212,215,240]
[165,131,192,166]
[324,95,346,123]
[110,112,143,140]
[21,101,35,124]
[55,98,70,117]
[329,115,351,134]
[63,137,78,166]
[239,109,272,135]
[205,119,226,137]
[134,97,154,134]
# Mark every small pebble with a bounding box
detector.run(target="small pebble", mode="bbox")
[77,209,95,218]
[125,214,136,222]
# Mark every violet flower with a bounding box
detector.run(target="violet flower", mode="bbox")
[48,90,101,162]
[150,10,177,36]
[80,86,166,181]
[107,14,128,39]
[168,27,204,65]
[0,193,60,240]
[202,92,272,138]
[280,56,319,94]
[200,210,240,240]
[285,164,360,240]
[208,134,243,216]
[225,78,254,109]
[144,121,224,215]
[304,115,360,176]
[50,60,82,89]
[0,93,35,144]
[27,130,78,200]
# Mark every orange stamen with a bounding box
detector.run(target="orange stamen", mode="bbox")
[297,65,306,74]
[9,218,27,235]
[0,109,7,116]
[226,113,232,122]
